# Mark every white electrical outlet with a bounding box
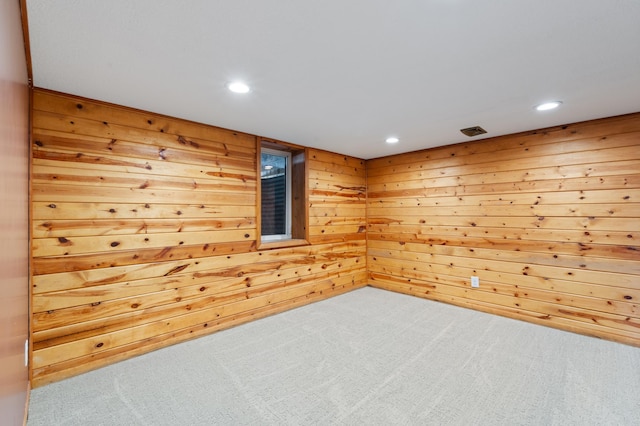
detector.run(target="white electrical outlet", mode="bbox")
[471,276,480,288]
[25,339,29,367]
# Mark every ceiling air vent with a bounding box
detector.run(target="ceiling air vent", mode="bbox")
[460,126,487,137]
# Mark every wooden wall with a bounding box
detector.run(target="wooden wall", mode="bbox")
[0,0,30,423]
[30,86,639,387]
[367,114,640,347]
[31,89,367,387]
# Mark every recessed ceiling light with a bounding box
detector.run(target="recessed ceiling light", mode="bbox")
[385,137,399,144]
[535,101,562,111]
[227,81,251,94]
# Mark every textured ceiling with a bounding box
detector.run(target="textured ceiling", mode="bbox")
[26,0,640,159]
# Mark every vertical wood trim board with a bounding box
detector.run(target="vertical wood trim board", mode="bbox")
[0,0,31,423]
[366,113,640,347]
[31,89,367,387]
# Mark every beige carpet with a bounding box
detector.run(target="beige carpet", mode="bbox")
[28,287,640,425]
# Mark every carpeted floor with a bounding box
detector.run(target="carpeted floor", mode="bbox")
[28,287,640,425]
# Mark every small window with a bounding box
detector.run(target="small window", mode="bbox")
[261,148,292,241]
[258,139,308,249]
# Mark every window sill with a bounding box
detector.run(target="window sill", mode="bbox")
[258,239,310,251]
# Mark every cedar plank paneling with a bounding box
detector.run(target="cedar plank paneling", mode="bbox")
[31,88,639,387]
[367,113,640,347]
[31,89,367,387]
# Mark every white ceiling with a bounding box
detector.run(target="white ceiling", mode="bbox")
[26,0,640,160]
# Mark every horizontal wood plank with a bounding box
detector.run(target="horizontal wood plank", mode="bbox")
[33,217,255,238]
[34,89,257,149]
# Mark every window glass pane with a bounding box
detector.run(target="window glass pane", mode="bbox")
[261,151,288,237]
